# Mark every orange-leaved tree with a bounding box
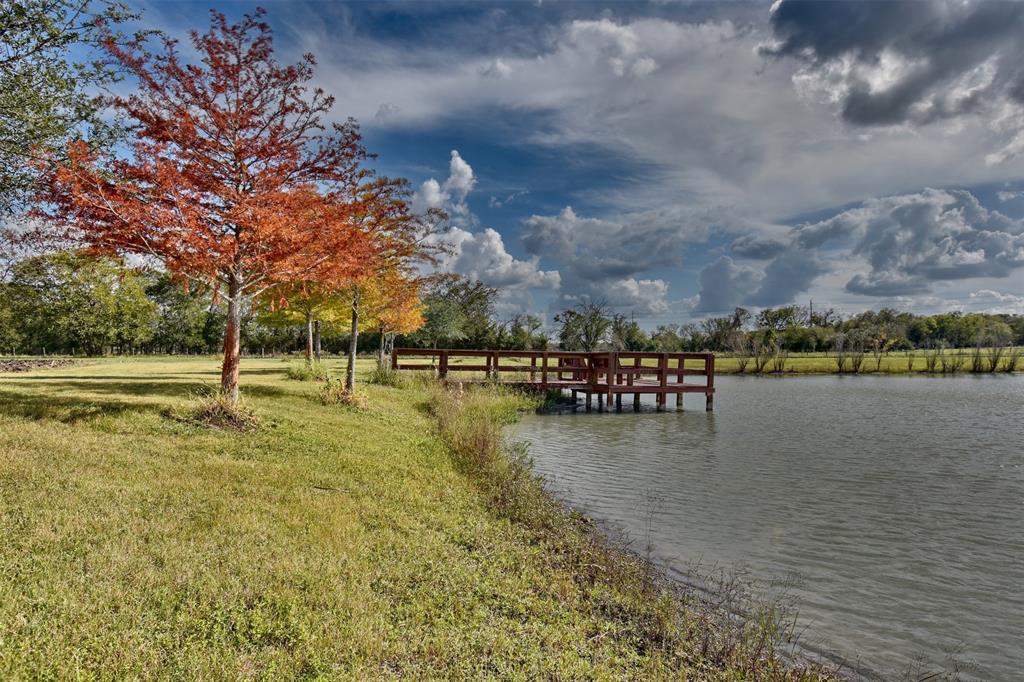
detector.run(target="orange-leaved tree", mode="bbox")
[41,10,377,402]
[341,201,444,392]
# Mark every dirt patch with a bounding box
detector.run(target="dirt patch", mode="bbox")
[0,359,76,373]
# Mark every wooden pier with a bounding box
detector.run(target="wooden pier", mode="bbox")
[391,348,715,411]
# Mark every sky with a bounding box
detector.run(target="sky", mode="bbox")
[127,0,1024,327]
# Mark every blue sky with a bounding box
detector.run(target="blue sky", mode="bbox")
[128,0,1024,326]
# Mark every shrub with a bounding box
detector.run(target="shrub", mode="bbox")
[970,345,985,373]
[286,361,328,382]
[1003,347,1021,373]
[770,346,788,374]
[366,362,405,387]
[940,350,965,374]
[318,378,368,408]
[848,349,866,373]
[986,345,1006,373]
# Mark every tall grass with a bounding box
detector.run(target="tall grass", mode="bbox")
[285,361,328,381]
[771,347,789,374]
[940,350,966,374]
[1004,347,1021,372]
[428,382,838,680]
[366,362,405,387]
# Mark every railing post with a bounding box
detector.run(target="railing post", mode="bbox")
[491,350,499,380]
[706,353,715,411]
[607,351,616,407]
[439,350,449,379]
[657,353,668,411]
[541,351,548,387]
[391,347,398,370]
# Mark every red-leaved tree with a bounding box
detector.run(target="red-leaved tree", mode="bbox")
[42,10,379,401]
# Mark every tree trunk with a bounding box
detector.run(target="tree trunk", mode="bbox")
[221,279,242,403]
[378,325,386,367]
[304,311,314,364]
[314,319,322,362]
[346,290,360,392]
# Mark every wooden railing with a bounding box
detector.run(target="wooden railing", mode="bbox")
[391,348,715,411]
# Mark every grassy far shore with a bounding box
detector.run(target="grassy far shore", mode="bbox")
[0,357,837,680]
[423,348,1021,376]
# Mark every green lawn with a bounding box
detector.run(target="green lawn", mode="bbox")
[0,357,831,680]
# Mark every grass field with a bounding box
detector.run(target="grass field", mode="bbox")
[0,356,836,680]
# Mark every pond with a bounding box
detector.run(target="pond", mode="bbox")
[512,375,1024,681]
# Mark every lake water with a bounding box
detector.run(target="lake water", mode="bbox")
[512,375,1024,681]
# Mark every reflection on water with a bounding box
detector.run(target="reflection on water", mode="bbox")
[513,375,1024,681]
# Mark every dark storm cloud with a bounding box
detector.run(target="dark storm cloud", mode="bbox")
[694,256,762,313]
[730,234,788,259]
[761,0,1024,126]
[748,248,827,307]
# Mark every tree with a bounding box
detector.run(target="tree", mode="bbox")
[0,282,21,353]
[261,283,336,363]
[341,191,441,392]
[699,316,736,351]
[7,251,155,355]
[410,275,496,349]
[555,301,611,351]
[42,11,379,402]
[756,305,805,333]
[1,0,141,215]
[609,314,648,351]
[146,272,212,353]
[348,267,426,367]
[650,324,683,352]
[507,314,546,350]
[415,292,466,349]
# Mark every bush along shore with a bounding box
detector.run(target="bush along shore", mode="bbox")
[0,357,841,679]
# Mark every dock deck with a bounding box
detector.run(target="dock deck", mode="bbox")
[391,348,715,411]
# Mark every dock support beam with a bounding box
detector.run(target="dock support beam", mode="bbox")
[676,393,683,409]
[597,393,604,412]
[634,393,641,411]
[615,393,622,412]
[585,392,592,412]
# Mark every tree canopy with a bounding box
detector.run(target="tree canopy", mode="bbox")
[41,10,397,400]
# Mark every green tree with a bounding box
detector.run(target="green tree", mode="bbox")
[414,294,467,349]
[0,282,21,352]
[0,0,140,214]
[609,314,649,351]
[508,313,546,350]
[8,251,156,355]
[649,324,683,351]
[555,301,611,351]
[146,272,211,353]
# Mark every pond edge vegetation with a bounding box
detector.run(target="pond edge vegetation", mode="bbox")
[427,379,841,679]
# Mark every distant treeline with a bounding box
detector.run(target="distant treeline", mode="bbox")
[2,251,1022,356]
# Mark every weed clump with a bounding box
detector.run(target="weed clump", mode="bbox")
[185,393,259,431]
[285,361,329,382]
[318,378,368,409]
